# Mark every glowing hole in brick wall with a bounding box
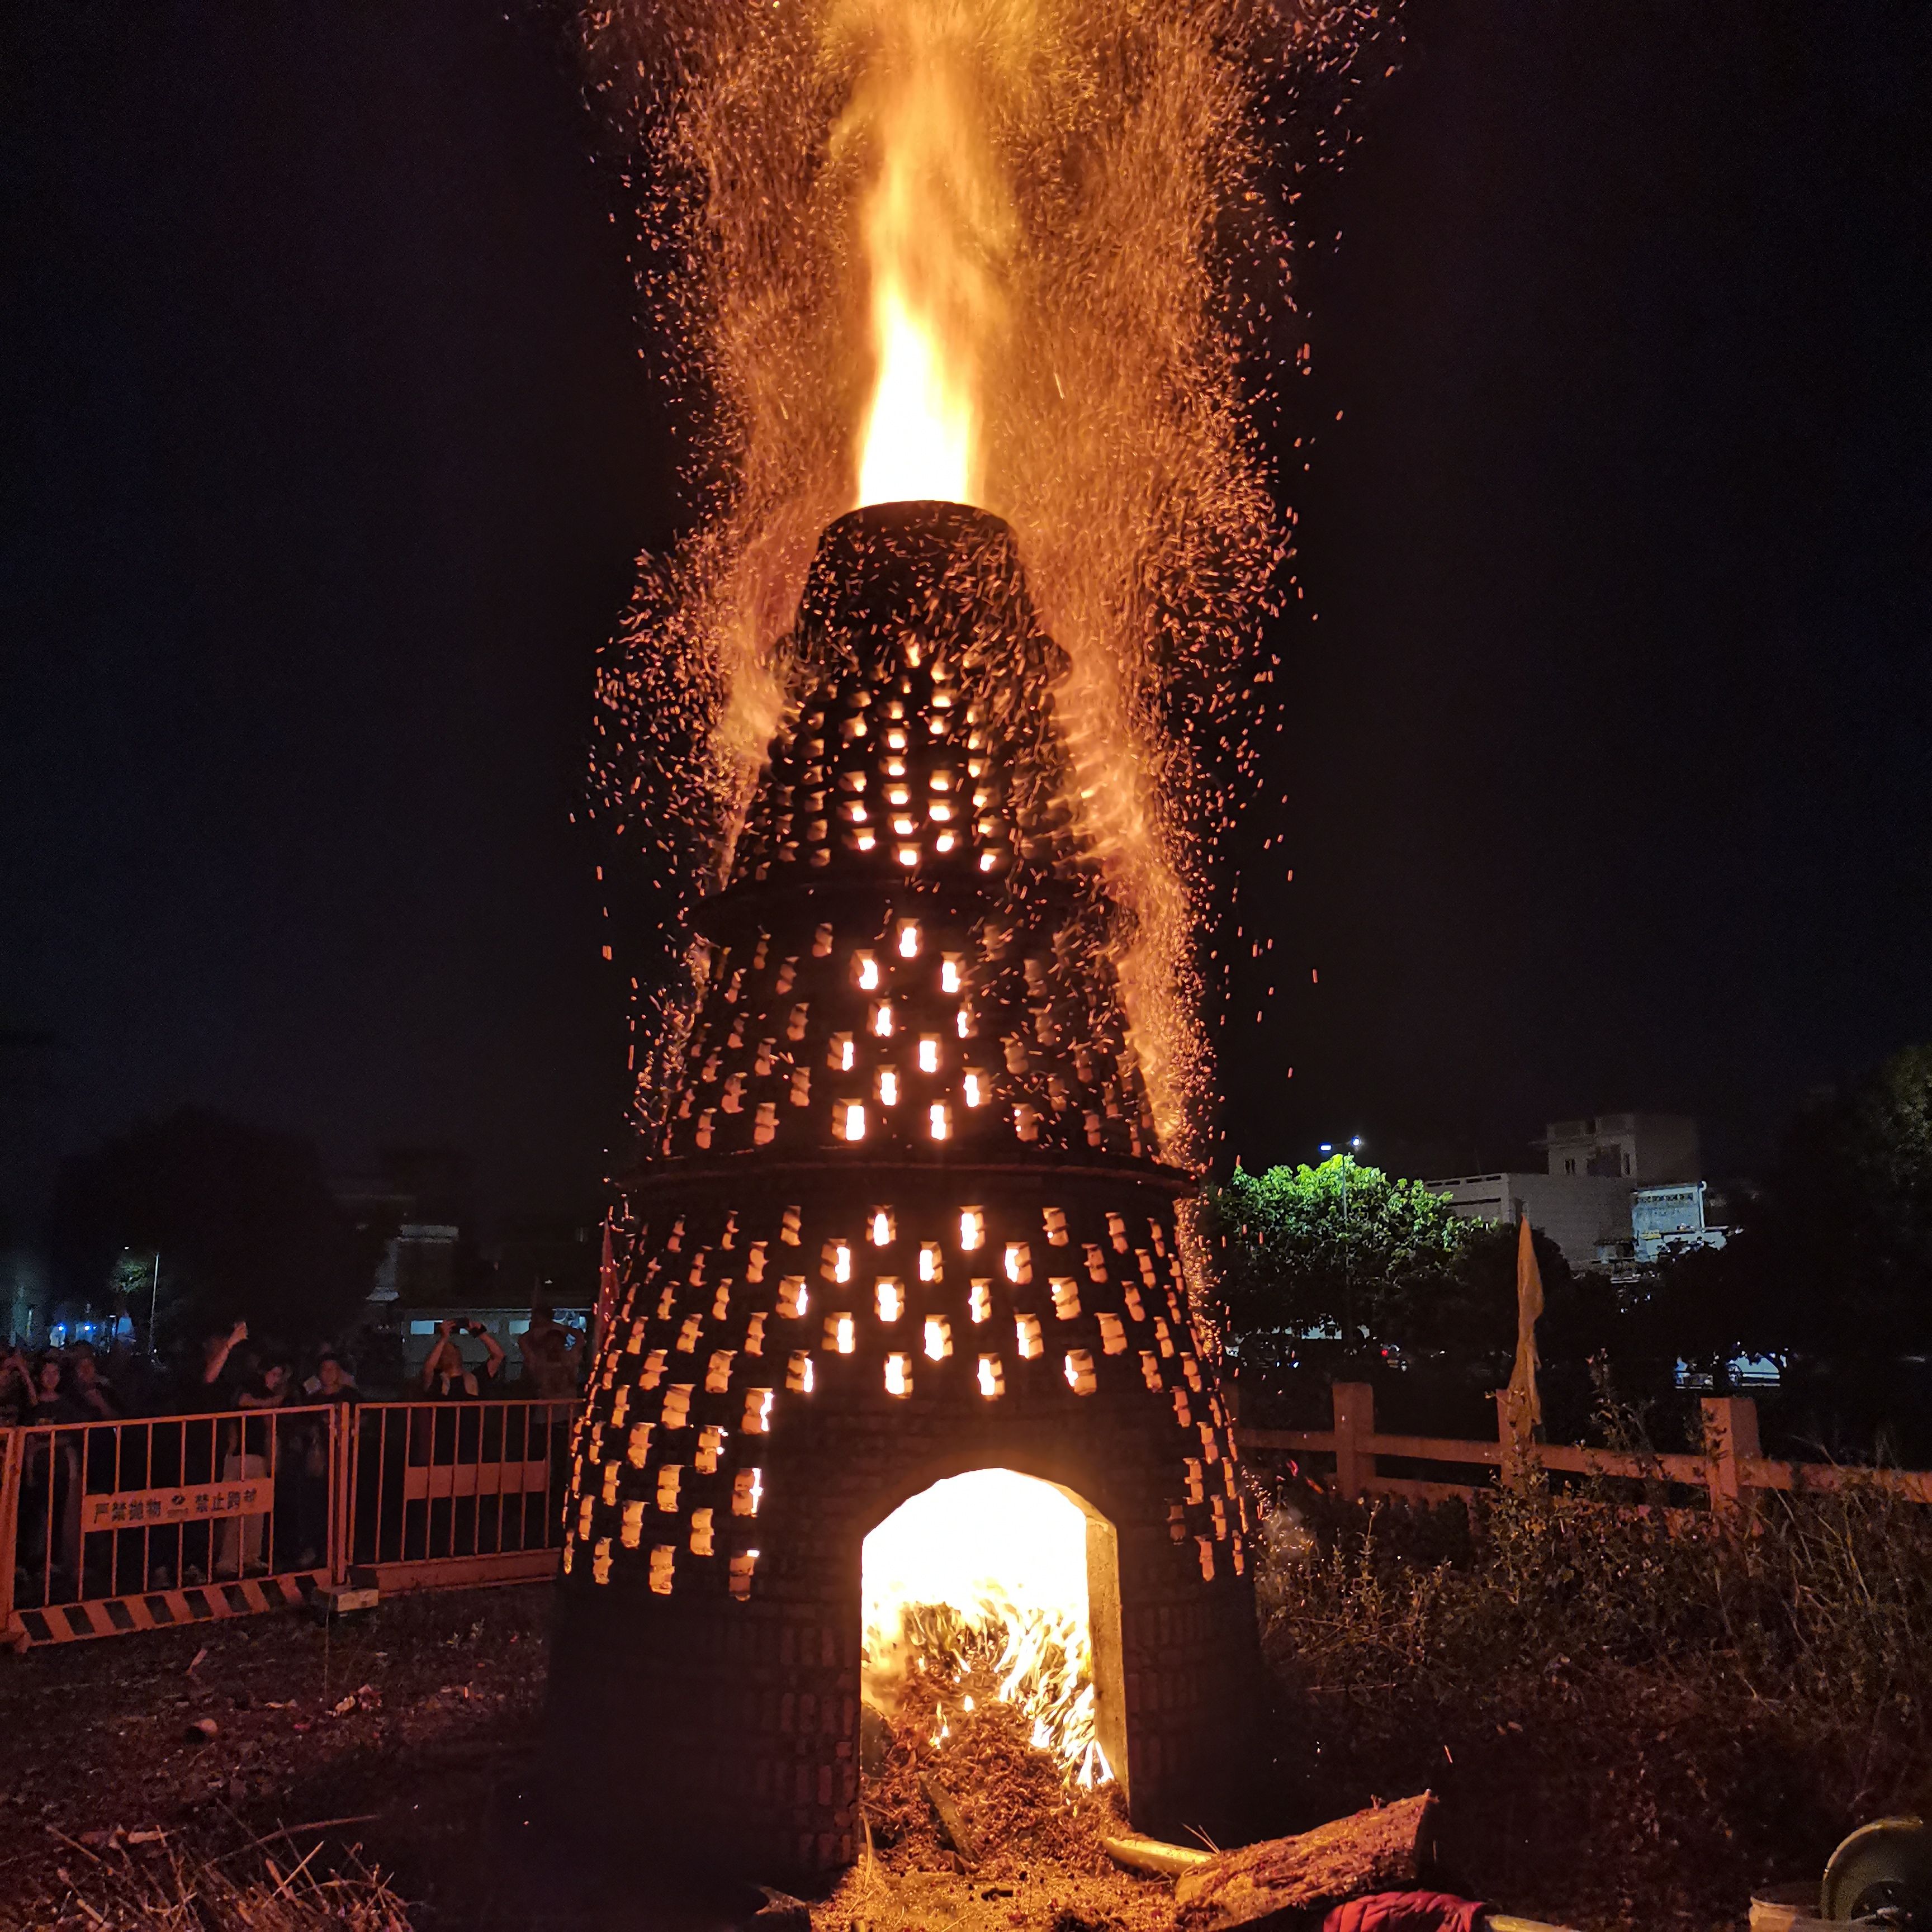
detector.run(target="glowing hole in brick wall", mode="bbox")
[861,1470,1116,1788]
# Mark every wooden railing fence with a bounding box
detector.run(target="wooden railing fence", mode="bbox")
[1237,1381,1932,1513]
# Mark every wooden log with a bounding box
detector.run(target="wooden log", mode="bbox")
[919,1773,981,1867]
[1175,1793,1436,1931]
[752,1887,813,1932]
[1102,1833,1215,1877]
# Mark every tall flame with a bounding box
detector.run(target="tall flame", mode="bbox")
[586,0,1391,1163]
[847,0,1005,509]
[858,280,975,508]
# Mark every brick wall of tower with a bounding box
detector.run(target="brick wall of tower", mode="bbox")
[548,1169,1259,1874]
[548,504,1261,1877]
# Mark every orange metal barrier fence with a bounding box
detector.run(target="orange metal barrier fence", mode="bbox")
[2,1399,572,1650]
[344,1399,572,1593]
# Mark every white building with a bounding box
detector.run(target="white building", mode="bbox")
[1536,1113,1701,1183]
[1630,1181,1726,1264]
[1428,1112,1709,1274]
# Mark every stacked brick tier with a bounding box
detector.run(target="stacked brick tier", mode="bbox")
[548,504,1258,1877]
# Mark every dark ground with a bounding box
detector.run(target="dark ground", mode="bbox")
[0,1586,746,1930]
[0,1576,1812,1931]
[0,1588,1182,1932]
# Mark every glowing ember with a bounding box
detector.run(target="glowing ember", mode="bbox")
[571,0,1391,1836]
[583,0,1396,1183]
[863,1470,1108,1784]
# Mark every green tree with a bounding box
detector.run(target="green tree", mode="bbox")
[1620,1044,1932,1409]
[1770,1043,1932,1363]
[1201,1155,1477,1372]
[49,1107,366,1350]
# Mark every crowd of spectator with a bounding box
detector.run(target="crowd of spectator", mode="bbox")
[1,1302,589,1428]
[2,1305,591,1604]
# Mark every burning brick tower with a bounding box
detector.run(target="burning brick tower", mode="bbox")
[548,502,1258,1876]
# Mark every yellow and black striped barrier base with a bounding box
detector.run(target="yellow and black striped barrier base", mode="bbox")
[10,1569,325,1646]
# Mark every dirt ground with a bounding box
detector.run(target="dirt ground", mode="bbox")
[0,1588,1186,1932]
[0,1586,732,1929]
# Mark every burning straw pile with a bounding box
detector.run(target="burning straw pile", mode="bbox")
[830,1641,1175,1932]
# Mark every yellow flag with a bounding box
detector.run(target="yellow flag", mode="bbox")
[1506,1214,1544,1434]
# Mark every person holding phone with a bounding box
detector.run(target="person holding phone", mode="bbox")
[421,1319,505,1400]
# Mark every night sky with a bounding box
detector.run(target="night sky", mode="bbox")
[4,2,1928,1237]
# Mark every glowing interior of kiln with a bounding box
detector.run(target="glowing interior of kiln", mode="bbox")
[861,1469,1113,1786]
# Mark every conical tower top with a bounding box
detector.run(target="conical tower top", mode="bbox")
[644,503,1173,1184]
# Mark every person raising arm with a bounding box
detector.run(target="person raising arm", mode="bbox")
[422,1321,505,1400]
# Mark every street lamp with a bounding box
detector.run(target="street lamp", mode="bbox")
[1318,1138,1366,1351]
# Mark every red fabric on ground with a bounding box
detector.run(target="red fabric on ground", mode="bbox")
[1323,1890,1488,1932]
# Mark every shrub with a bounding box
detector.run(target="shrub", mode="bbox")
[1256,1467,1932,1928]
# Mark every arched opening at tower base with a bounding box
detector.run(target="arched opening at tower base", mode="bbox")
[860,1469,1128,1802]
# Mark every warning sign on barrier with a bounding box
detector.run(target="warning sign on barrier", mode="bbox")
[82,1481,270,1532]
